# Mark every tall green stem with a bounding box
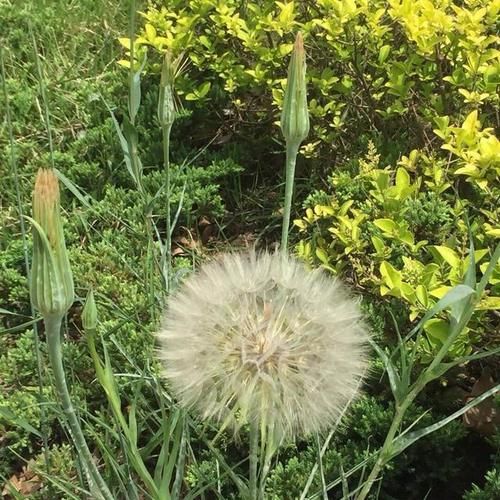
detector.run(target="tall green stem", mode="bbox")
[258,431,276,500]
[281,143,299,253]
[356,390,417,500]
[45,315,113,500]
[356,397,413,500]
[162,124,173,293]
[249,420,260,500]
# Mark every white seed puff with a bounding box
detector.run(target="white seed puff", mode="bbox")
[158,251,369,441]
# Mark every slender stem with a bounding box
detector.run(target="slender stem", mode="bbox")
[249,420,260,500]
[172,414,187,500]
[129,0,136,123]
[258,431,276,500]
[145,220,158,321]
[162,124,173,293]
[281,143,299,253]
[356,395,414,500]
[45,315,113,500]
[315,434,327,500]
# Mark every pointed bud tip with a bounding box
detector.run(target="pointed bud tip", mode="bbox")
[294,32,304,54]
[34,168,60,204]
[33,168,62,243]
[160,50,174,83]
[82,289,98,332]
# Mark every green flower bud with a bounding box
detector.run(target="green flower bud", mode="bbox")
[30,168,74,320]
[158,51,176,129]
[280,32,310,149]
[82,289,97,332]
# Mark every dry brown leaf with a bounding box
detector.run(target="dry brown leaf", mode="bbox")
[173,229,199,251]
[171,246,186,257]
[463,368,500,436]
[2,461,42,497]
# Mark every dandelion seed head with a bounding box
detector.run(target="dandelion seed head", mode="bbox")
[158,251,369,441]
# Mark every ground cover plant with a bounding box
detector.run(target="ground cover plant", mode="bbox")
[1,0,499,499]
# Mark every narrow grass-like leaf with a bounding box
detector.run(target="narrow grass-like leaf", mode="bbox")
[0,307,26,316]
[128,53,147,124]
[423,346,500,384]
[170,180,187,237]
[102,97,135,181]
[449,346,500,366]
[389,310,410,392]
[87,330,160,498]
[160,412,183,495]
[476,243,500,296]
[172,419,188,499]
[0,407,42,438]
[183,452,248,500]
[339,464,350,499]
[370,339,403,404]
[395,409,431,440]
[128,392,138,447]
[54,169,93,208]
[405,284,476,341]
[83,408,138,498]
[451,240,476,323]
[122,115,143,188]
[308,455,373,500]
[301,378,365,500]
[300,429,335,500]
[0,318,41,335]
[391,384,500,457]
[32,467,89,499]
[204,438,248,498]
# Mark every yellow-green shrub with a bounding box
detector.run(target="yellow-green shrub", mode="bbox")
[434,111,500,192]
[294,132,499,358]
[120,0,499,161]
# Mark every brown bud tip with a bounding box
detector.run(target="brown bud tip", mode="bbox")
[294,32,304,54]
[33,168,61,246]
[34,167,59,194]
[34,168,60,210]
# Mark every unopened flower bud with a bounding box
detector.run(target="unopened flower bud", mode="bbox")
[82,289,97,332]
[280,32,310,149]
[31,168,74,320]
[158,51,176,129]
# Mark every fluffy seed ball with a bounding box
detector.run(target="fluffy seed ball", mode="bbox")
[158,251,369,440]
